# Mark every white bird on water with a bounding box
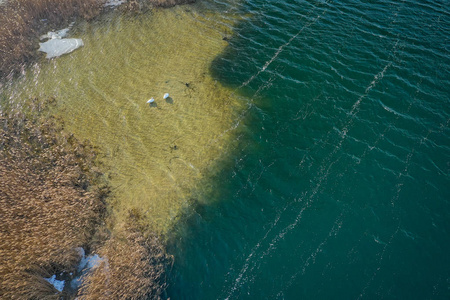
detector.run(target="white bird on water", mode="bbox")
[147,97,155,104]
[163,93,169,99]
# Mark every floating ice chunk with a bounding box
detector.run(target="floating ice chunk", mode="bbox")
[40,24,74,40]
[76,247,104,272]
[71,255,105,290]
[77,248,88,273]
[72,247,106,290]
[104,0,126,7]
[49,28,69,39]
[39,38,84,59]
[75,247,85,258]
[44,275,65,292]
[85,254,104,269]
[77,252,103,272]
[163,93,169,99]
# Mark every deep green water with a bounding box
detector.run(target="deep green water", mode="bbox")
[165,0,450,299]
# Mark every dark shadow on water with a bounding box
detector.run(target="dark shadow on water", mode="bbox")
[149,102,157,108]
[165,97,174,104]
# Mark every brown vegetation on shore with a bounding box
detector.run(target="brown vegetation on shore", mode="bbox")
[0,0,101,77]
[0,97,170,299]
[77,210,169,300]
[0,0,196,297]
[0,97,107,298]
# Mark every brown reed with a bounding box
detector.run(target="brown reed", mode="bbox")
[0,98,170,298]
[0,0,102,78]
[0,0,196,297]
[0,97,108,299]
[77,209,170,300]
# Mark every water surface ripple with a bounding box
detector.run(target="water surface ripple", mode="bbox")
[165,0,449,299]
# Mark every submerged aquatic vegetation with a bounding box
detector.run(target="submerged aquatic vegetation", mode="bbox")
[0,97,108,298]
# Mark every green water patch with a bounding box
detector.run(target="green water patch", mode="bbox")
[1,4,245,233]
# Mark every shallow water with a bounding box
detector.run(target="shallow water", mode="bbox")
[1,3,245,232]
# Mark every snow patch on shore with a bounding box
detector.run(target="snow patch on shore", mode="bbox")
[44,275,65,292]
[38,23,84,59]
[104,0,126,7]
[71,247,106,290]
[39,38,84,59]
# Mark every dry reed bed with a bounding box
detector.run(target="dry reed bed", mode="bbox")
[0,98,107,298]
[0,0,101,77]
[77,210,169,300]
[0,98,170,299]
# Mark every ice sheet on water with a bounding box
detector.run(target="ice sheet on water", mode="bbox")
[44,275,65,292]
[39,38,84,59]
[104,0,126,7]
[78,253,104,272]
[71,247,106,290]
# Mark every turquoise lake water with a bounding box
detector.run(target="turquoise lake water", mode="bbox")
[165,0,449,299]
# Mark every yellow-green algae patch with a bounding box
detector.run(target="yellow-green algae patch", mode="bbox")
[3,4,243,233]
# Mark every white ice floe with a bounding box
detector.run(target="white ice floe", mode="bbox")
[104,0,126,7]
[79,254,104,271]
[38,22,83,59]
[40,22,75,40]
[76,247,104,272]
[71,247,106,290]
[39,38,84,59]
[44,275,65,292]
[40,28,69,41]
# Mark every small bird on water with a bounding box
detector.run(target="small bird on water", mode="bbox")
[163,93,169,99]
[147,97,155,104]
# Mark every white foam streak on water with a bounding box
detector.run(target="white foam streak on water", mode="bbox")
[213,1,332,146]
[239,1,330,89]
[223,154,338,299]
[222,5,406,297]
[211,65,279,145]
[357,117,449,298]
[357,225,400,300]
[223,202,288,300]
[358,78,423,161]
[221,25,415,296]
[275,215,344,298]
[341,39,398,137]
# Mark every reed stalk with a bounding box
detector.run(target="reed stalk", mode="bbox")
[0,97,107,299]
